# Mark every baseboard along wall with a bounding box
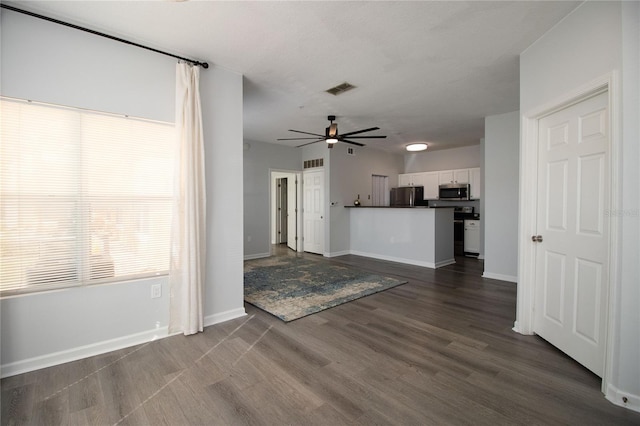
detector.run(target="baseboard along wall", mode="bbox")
[1,308,247,378]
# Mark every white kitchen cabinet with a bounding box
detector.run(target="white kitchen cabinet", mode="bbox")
[440,169,469,184]
[454,169,469,184]
[399,172,427,187]
[469,167,481,199]
[464,219,480,255]
[423,172,440,199]
[399,173,416,186]
[438,170,454,185]
[402,167,480,199]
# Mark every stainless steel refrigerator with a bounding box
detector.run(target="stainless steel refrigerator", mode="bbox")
[390,186,425,207]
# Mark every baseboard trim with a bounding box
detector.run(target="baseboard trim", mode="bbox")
[606,383,640,413]
[204,308,247,327]
[512,321,534,335]
[325,250,350,258]
[435,258,456,268]
[1,308,247,379]
[349,250,437,269]
[1,327,170,379]
[244,252,270,260]
[482,271,518,283]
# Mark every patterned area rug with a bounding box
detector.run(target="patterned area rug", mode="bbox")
[244,256,407,322]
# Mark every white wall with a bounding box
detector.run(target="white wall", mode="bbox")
[0,10,174,122]
[0,9,245,376]
[243,140,301,258]
[200,63,246,326]
[329,145,404,256]
[404,144,481,173]
[520,0,639,411]
[483,111,519,282]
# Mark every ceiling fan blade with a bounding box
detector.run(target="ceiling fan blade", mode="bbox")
[344,135,387,139]
[341,139,365,147]
[296,139,324,148]
[339,127,380,137]
[277,137,323,140]
[288,129,325,137]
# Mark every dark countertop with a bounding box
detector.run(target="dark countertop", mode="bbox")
[344,206,454,209]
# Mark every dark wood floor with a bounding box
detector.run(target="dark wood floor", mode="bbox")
[3,246,639,425]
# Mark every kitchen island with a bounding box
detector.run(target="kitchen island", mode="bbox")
[346,206,454,268]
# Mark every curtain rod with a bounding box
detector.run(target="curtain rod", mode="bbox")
[1,3,209,69]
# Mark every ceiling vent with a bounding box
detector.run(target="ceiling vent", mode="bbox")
[326,82,356,96]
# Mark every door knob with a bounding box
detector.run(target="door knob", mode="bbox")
[531,235,543,242]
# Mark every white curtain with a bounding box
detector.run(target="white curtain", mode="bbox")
[169,63,206,335]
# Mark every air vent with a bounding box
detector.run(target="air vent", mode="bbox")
[325,82,356,96]
[304,158,324,169]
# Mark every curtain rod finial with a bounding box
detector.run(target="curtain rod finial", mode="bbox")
[201,62,209,69]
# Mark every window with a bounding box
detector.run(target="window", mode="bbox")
[0,98,175,295]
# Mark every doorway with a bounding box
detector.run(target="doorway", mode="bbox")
[270,170,302,253]
[275,177,288,244]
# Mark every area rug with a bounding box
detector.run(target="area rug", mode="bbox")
[244,256,407,322]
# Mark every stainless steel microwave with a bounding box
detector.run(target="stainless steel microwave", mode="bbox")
[439,183,470,200]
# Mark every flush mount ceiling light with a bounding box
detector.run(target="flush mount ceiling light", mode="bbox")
[406,143,428,152]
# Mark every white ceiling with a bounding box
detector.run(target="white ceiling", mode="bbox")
[13,1,580,153]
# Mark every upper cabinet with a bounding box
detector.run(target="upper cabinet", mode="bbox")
[423,172,440,200]
[454,169,470,184]
[398,172,439,199]
[439,169,469,184]
[438,170,454,185]
[400,167,481,200]
[469,167,481,199]
[398,173,420,187]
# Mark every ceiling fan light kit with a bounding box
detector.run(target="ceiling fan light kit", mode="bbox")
[277,115,387,149]
[406,143,428,152]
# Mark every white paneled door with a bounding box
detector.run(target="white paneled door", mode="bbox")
[303,169,324,255]
[533,91,609,377]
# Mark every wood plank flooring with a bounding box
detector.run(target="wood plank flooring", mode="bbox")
[3,246,639,425]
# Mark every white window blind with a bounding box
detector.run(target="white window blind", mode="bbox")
[0,98,175,295]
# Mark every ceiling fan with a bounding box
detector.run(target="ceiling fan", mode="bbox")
[277,115,387,149]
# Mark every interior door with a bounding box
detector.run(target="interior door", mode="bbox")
[287,175,297,251]
[533,91,609,377]
[303,169,324,254]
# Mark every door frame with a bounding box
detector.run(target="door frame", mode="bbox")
[270,169,302,252]
[515,72,620,393]
[275,177,288,244]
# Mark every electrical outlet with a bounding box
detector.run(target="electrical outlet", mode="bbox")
[151,283,162,299]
